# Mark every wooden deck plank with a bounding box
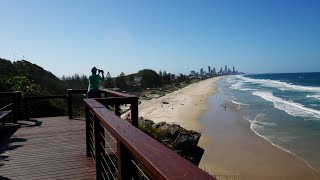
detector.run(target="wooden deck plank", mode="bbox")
[0,116,96,180]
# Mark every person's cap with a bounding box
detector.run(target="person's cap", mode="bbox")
[92,67,97,71]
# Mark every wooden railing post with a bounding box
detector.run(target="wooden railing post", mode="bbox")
[24,98,29,119]
[130,98,139,127]
[118,142,136,180]
[94,115,105,180]
[85,106,92,157]
[16,91,22,120]
[115,104,121,117]
[67,89,73,119]
[12,91,22,123]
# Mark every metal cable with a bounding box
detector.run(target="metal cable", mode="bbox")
[131,159,150,180]
[100,152,117,179]
[100,143,118,173]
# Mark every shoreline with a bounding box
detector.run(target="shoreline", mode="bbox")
[244,110,320,176]
[198,79,319,179]
[137,76,319,179]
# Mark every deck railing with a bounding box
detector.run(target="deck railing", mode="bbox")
[84,98,215,180]
[1,89,136,120]
[23,95,68,118]
[67,89,139,126]
[0,91,22,123]
[96,89,139,127]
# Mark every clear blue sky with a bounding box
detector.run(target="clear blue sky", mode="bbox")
[1,0,320,77]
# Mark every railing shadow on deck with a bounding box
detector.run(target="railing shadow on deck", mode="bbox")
[17,119,42,128]
[0,124,26,168]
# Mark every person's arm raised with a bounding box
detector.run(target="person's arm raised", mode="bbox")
[101,71,105,80]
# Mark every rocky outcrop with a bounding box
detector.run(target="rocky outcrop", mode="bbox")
[139,118,204,166]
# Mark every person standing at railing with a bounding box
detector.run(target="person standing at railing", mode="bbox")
[88,67,104,98]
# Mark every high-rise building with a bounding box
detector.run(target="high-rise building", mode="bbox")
[213,68,216,75]
[225,65,227,73]
[200,68,204,76]
[233,66,235,74]
[208,66,211,75]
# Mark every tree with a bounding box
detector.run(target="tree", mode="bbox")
[127,74,135,87]
[158,70,163,86]
[104,77,114,88]
[115,72,127,89]
[162,71,168,85]
[159,70,163,78]
[162,71,171,85]
[6,76,47,96]
[137,69,161,88]
[104,72,114,88]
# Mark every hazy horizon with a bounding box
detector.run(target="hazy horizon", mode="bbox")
[1,0,320,77]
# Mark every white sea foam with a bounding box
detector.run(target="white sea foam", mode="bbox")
[248,114,278,130]
[231,100,249,106]
[239,88,258,91]
[250,113,265,130]
[243,116,253,123]
[307,94,320,100]
[240,76,320,92]
[252,91,320,119]
[255,121,278,127]
[230,81,243,90]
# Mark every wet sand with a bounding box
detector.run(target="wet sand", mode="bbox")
[198,92,320,179]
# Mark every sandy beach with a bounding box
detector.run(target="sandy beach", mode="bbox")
[137,77,319,179]
[138,77,221,131]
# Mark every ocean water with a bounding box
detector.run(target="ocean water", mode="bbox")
[221,72,320,173]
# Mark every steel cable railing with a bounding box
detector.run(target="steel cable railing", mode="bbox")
[84,98,215,180]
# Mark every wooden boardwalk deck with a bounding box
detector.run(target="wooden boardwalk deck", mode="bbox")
[0,116,96,180]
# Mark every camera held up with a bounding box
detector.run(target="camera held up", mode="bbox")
[98,69,104,74]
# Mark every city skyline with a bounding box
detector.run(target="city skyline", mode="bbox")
[190,65,241,78]
[1,0,320,77]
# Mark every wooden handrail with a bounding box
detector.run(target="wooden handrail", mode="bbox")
[67,89,87,94]
[67,89,139,120]
[95,97,139,127]
[1,89,139,122]
[0,92,18,96]
[24,95,67,100]
[99,88,136,98]
[84,99,215,180]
